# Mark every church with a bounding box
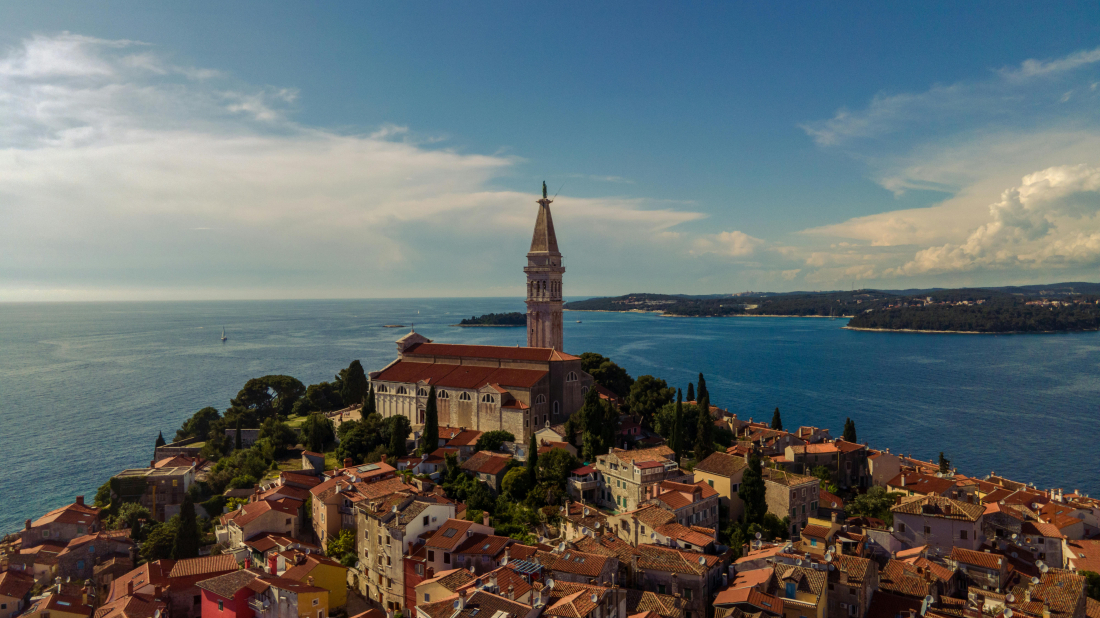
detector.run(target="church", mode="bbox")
[368,184,595,441]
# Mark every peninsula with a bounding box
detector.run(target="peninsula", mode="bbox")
[453,311,526,326]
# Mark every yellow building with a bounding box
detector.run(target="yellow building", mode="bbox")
[282,553,349,609]
[255,578,330,618]
[769,564,826,618]
[693,452,748,520]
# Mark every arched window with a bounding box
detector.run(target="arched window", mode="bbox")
[581,386,589,396]
[438,390,450,399]
[396,386,408,395]
[566,371,578,382]
[534,394,546,405]
[417,388,428,397]
[458,392,472,402]
[376,385,387,393]
[481,394,495,403]
[553,401,560,415]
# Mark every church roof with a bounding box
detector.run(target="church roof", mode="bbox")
[529,199,560,255]
[375,360,548,390]
[404,342,578,362]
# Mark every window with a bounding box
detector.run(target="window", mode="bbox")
[481,394,495,403]
[424,594,431,602]
[88,546,95,553]
[960,530,968,540]
[458,392,472,401]
[418,388,428,396]
[313,599,320,606]
[581,386,589,395]
[444,552,451,564]
[77,526,84,534]
[173,480,179,486]
[566,371,578,382]
[683,589,692,600]
[785,582,796,598]
[732,483,740,493]
[898,522,906,533]
[438,390,449,399]
[923,526,931,535]
[553,401,560,415]
[377,385,387,393]
[810,539,818,547]
[428,550,435,561]
[77,560,85,571]
[397,386,408,395]
[193,596,201,606]
[423,516,429,526]
[218,601,224,611]
[535,394,546,405]
[657,585,666,594]
[319,612,325,618]
[708,480,714,488]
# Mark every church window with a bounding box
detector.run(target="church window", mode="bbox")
[481,394,495,403]
[418,388,428,397]
[581,386,589,395]
[553,401,560,415]
[396,386,408,395]
[566,371,578,382]
[534,394,546,405]
[458,392,472,402]
[438,390,449,399]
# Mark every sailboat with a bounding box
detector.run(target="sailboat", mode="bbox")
[220,327,228,342]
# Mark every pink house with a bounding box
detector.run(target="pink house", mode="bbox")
[196,570,262,618]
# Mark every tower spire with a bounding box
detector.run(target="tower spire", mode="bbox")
[525,181,565,351]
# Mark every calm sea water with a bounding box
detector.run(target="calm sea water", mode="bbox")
[1,298,1098,533]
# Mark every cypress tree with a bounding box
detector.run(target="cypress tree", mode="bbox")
[363,383,376,417]
[579,387,603,461]
[842,418,857,443]
[600,399,619,455]
[155,431,166,448]
[340,360,369,407]
[671,389,684,460]
[938,452,950,474]
[694,395,714,461]
[389,419,408,459]
[740,451,767,526]
[526,432,539,484]
[234,418,242,450]
[171,495,200,559]
[422,385,439,454]
[697,373,708,402]
[771,407,783,431]
[686,383,695,403]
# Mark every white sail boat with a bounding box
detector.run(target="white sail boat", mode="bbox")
[221,326,228,342]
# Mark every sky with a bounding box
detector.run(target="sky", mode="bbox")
[2,3,1100,301]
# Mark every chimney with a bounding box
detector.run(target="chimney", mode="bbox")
[508,584,515,600]
[458,588,468,610]
[344,457,353,469]
[901,475,905,486]
[427,567,435,579]
[307,576,315,586]
[25,519,31,531]
[76,496,84,506]
[127,581,134,596]
[503,547,510,565]
[483,512,490,527]
[382,454,387,464]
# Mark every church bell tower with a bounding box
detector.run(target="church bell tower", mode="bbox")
[525,182,565,350]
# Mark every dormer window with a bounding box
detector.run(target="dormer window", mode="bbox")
[458,392,472,402]
[418,388,428,397]
[438,390,450,399]
[376,385,387,393]
[396,386,408,395]
[481,394,495,403]
[566,371,578,382]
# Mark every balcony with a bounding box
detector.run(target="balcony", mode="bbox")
[569,478,600,492]
[247,598,269,614]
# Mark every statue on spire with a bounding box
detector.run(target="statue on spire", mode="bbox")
[542,181,547,199]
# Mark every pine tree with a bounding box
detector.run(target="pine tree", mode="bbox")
[526,432,539,483]
[938,452,950,474]
[771,407,783,431]
[155,431,166,448]
[686,383,695,403]
[694,395,714,461]
[422,386,439,454]
[740,451,767,526]
[671,389,684,461]
[697,373,708,402]
[171,495,200,559]
[234,418,242,451]
[842,418,857,443]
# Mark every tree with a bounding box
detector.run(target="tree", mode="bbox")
[386,415,411,459]
[811,466,839,494]
[694,395,715,461]
[938,452,951,474]
[727,525,746,560]
[300,414,336,453]
[600,397,619,454]
[526,433,539,484]
[671,389,684,461]
[843,418,857,443]
[175,407,221,441]
[155,431,166,448]
[422,386,440,453]
[171,495,200,559]
[847,486,904,524]
[340,360,369,407]
[141,517,179,562]
[686,383,695,403]
[697,373,709,402]
[326,529,357,562]
[537,449,581,490]
[501,468,531,501]
[258,417,297,457]
[112,502,152,538]
[234,418,243,451]
[364,383,376,417]
[578,387,605,461]
[626,375,675,428]
[293,381,343,416]
[740,452,767,526]
[579,352,634,397]
[227,375,305,424]
[771,407,783,431]
[1082,571,1100,602]
[475,430,515,453]
[94,480,112,508]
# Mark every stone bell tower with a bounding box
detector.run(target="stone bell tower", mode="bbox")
[525,181,565,350]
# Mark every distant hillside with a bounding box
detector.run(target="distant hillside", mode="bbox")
[455,312,526,327]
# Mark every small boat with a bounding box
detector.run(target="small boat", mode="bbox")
[220,327,228,342]
[576,320,582,323]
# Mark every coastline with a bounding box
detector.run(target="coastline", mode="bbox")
[843,326,1099,335]
[564,308,854,319]
[451,324,525,327]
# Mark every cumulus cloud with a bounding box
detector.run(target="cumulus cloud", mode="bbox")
[691,230,766,258]
[0,33,707,300]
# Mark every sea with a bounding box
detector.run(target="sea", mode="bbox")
[2,297,1098,533]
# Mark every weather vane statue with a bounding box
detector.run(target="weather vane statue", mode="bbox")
[542,181,548,199]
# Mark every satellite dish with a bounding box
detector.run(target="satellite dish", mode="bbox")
[1040,564,1049,574]
[1011,552,1018,558]
[755,532,762,540]
[595,522,601,529]
[1006,594,1015,603]
[699,556,706,565]
[1031,577,1040,585]
[797,559,803,566]
[1034,560,1044,568]
[825,554,833,563]
[584,508,590,516]
[1005,610,1013,618]
[547,579,555,589]
[1011,533,1018,539]
[828,564,834,571]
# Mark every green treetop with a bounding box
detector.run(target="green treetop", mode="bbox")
[938,452,951,474]
[155,431,166,448]
[740,451,767,526]
[697,373,709,402]
[422,385,440,453]
[843,418,857,443]
[686,383,695,402]
[771,407,783,431]
[526,432,539,484]
[693,395,715,461]
[340,360,369,408]
[626,375,675,428]
[671,389,684,461]
[171,495,200,559]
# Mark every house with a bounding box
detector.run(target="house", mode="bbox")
[767,563,827,618]
[242,534,320,571]
[593,446,692,513]
[107,555,239,618]
[246,576,330,618]
[762,469,821,537]
[444,430,484,459]
[890,495,985,557]
[55,530,135,581]
[281,552,349,608]
[561,501,612,543]
[308,460,400,551]
[1019,520,1065,566]
[568,466,602,504]
[0,570,35,618]
[877,558,955,600]
[631,545,723,618]
[21,497,101,549]
[356,495,456,613]
[609,505,675,547]
[713,588,785,618]
[1005,569,1087,618]
[460,452,513,493]
[945,547,1008,592]
[826,553,878,618]
[412,568,476,608]
[692,452,748,521]
[538,440,578,458]
[111,466,197,522]
[537,548,619,585]
[195,569,263,618]
[219,498,303,549]
[21,593,93,618]
[542,580,628,618]
[817,490,845,522]
[416,588,539,618]
[866,451,901,488]
[1038,502,1087,541]
[452,534,513,574]
[93,591,167,618]
[417,520,494,600]
[7,542,66,584]
[1065,539,1100,574]
[624,589,685,618]
[646,480,720,530]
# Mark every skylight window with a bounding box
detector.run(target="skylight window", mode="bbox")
[443,529,458,538]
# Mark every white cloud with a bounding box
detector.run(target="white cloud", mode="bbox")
[1000,46,1100,79]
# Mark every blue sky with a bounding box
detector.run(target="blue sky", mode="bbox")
[2,3,1100,300]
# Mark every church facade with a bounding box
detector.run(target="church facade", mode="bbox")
[368,185,594,441]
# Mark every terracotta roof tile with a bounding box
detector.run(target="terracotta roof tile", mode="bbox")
[166,554,238,578]
[891,495,985,522]
[636,545,719,576]
[694,452,748,477]
[625,590,684,618]
[949,547,1004,571]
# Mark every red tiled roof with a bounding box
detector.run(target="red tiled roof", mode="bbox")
[427,519,480,551]
[446,430,483,447]
[1067,540,1100,574]
[540,548,612,577]
[93,592,165,618]
[404,343,579,362]
[221,497,302,527]
[949,547,1003,570]
[714,587,784,615]
[455,533,511,557]
[166,555,238,578]
[636,545,720,575]
[461,452,512,476]
[800,524,832,539]
[31,501,100,527]
[1022,521,1064,539]
[0,570,35,599]
[26,593,93,618]
[654,523,714,548]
